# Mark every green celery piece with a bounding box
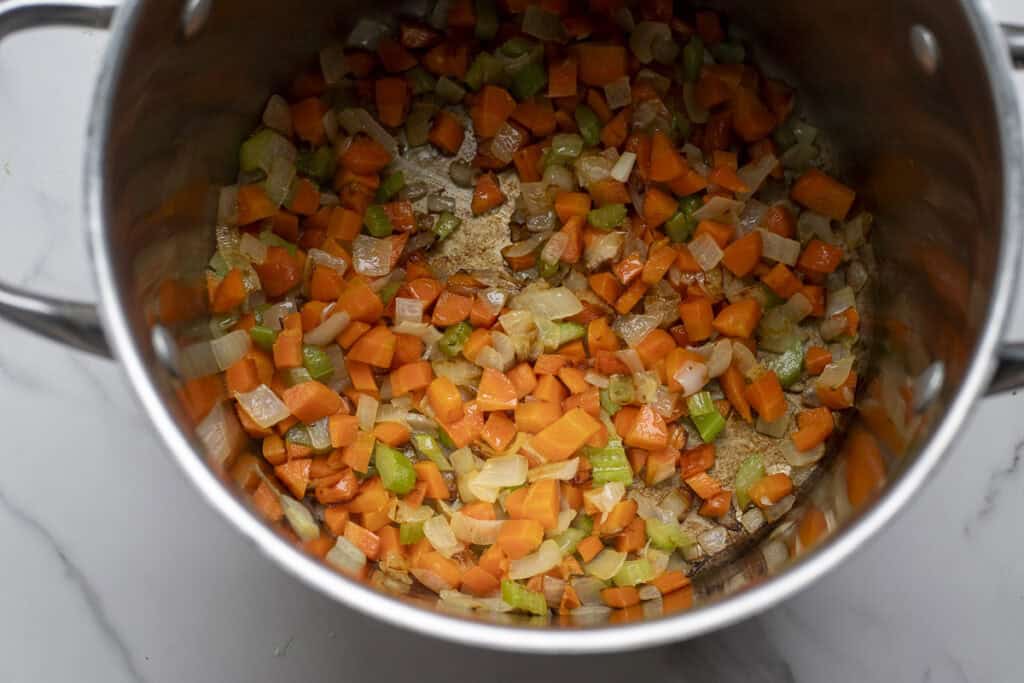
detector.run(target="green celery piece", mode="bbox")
[599,388,620,416]
[433,211,462,241]
[549,133,583,163]
[405,66,436,96]
[296,147,335,183]
[378,280,402,306]
[538,257,559,279]
[512,61,548,100]
[759,283,785,309]
[608,375,634,405]
[734,455,766,510]
[572,513,594,536]
[438,428,457,450]
[645,518,694,551]
[438,322,473,358]
[664,210,693,243]
[500,37,534,58]
[682,37,705,83]
[686,390,716,417]
[284,423,312,447]
[302,345,334,381]
[692,411,726,443]
[374,443,417,495]
[282,367,313,387]
[259,229,298,256]
[501,579,548,616]
[557,321,586,346]
[435,76,467,104]
[411,433,452,471]
[474,0,498,40]
[554,527,587,556]
[239,128,291,173]
[249,325,278,351]
[465,52,505,92]
[535,317,562,351]
[399,521,425,545]
[574,105,602,147]
[613,559,654,587]
[363,205,393,237]
[376,171,405,203]
[672,109,692,140]
[584,439,633,485]
[587,204,627,230]
[769,341,805,388]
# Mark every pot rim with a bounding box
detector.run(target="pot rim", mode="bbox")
[83,0,1024,653]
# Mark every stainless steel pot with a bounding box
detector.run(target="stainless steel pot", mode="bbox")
[2,0,1023,653]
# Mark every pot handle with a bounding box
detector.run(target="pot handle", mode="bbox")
[0,0,116,357]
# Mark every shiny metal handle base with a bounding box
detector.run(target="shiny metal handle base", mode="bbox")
[0,0,116,357]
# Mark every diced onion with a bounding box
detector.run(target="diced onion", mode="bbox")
[693,196,744,224]
[585,370,609,388]
[574,153,613,189]
[543,575,567,606]
[633,371,659,404]
[427,193,456,213]
[763,494,796,523]
[234,384,290,428]
[347,17,388,49]
[262,94,293,135]
[741,507,765,533]
[762,539,790,573]
[674,360,709,397]
[819,315,848,341]
[356,394,379,431]
[614,314,661,348]
[519,182,555,215]
[474,454,528,488]
[688,233,724,272]
[304,311,351,346]
[797,210,835,244]
[474,346,506,371]
[697,526,728,555]
[757,229,801,266]
[738,199,769,236]
[583,482,626,522]
[280,495,319,541]
[211,330,251,370]
[585,548,626,580]
[652,387,678,418]
[326,537,367,575]
[265,157,296,207]
[336,107,398,156]
[432,359,481,387]
[308,248,349,277]
[781,292,813,323]
[510,285,582,320]
[450,512,504,545]
[394,297,424,326]
[818,356,854,389]
[195,401,246,466]
[584,231,624,270]
[509,539,561,580]
[178,340,221,380]
[651,35,679,65]
[826,286,856,318]
[527,210,558,233]
[636,68,672,95]
[783,439,826,466]
[528,457,579,482]
[540,231,570,265]
[615,348,644,374]
[737,154,778,199]
[705,339,733,378]
[572,576,607,606]
[217,185,239,226]
[392,500,434,524]
[239,233,268,264]
[604,76,632,110]
[490,331,516,370]
[756,412,790,438]
[611,151,637,182]
[630,22,671,64]
[352,234,394,277]
[490,122,526,165]
[262,301,296,331]
[423,515,463,558]
[847,260,869,292]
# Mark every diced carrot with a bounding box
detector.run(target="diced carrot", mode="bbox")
[346,325,396,369]
[272,329,303,369]
[497,519,544,560]
[477,368,519,412]
[427,376,464,424]
[530,407,602,461]
[586,317,618,355]
[694,219,735,248]
[342,431,376,473]
[798,506,828,549]
[521,479,561,530]
[532,373,568,404]
[624,405,668,450]
[461,566,500,597]
[291,97,328,145]
[472,85,517,138]
[641,244,678,286]
[252,481,284,521]
[377,36,417,73]
[699,490,732,517]
[340,135,392,175]
[684,471,721,500]
[512,99,557,137]
[344,520,381,560]
[695,71,732,110]
[275,458,312,499]
[534,356,567,377]
[713,298,762,338]
[390,360,433,398]
[548,56,578,98]
[557,366,589,395]
[431,291,473,326]
[797,239,844,275]
[555,191,592,223]
[481,411,517,452]
[601,586,640,608]
[588,178,631,205]
[211,269,247,313]
[289,178,321,216]
[678,297,714,342]
[635,329,676,369]
[744,371,787,422]
[576,44,628,86]
[761,263,802,298]
[600,108,630,149]
[576,535,603,563]
[416,551,463,589]
[643,186,679,230]
[237,184,278,225]
[720,363,752,422]
[471,172,506,215]
[282,381,344,423]
[792,406,834,451]
[412,461,449,500]
[791,168,856,221]
[441,400,484,448]
[649,130,687,182]
[337,278,384,323]
[328,414,360,449]
[615,279,647,315]
[732,87,776,142]
[346,360,379,397]
[666,167,709,197]
[428,110,465,155]
[749,473,793,508]
[613,517,646,552]
[651,570,691,595]
[802,284,826,317]
[225,357,259,395]
[373,420,411,448]
[844,428,885,506]
[513,144,543,182]
[763,204,796,237]
[721,230,763,277]
[817,371,857,410]
[805,346,833,375]
[460,328,492,363]
[507,362,538,398]
[478,543,509,579]
[515,401,562,434]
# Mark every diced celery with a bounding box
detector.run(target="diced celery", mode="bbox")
[511,61,548,100]
[608,375,635,405]
[259,229,298,255]
[474,0,498,40]
[734,454,766,510]
[250,325,278,351]
[572,513,594,536]
[686,391,716,417]
[554,527,587,556]
[584,439,633,485]
[548,133,584,164]
[587,204,627,230]
[574,105,602,147]
[364,205,393,237]
[285,423,312,447]
[433,211,462,241]
[296,147,335,183]
[760,283,785,309]
[692,411,726,443]
[400,520,425,545]
[558,321,586,346]
[599,388,621,416]
[239,128,293,174]
[500,37,534,58]
[682,37,704,83]
[378,280,402,306]
[436,76,467,104]
[613,558,654,587]
[464,52,506,91]
[538,256,559,279]
[672,109,692,141]
[374,443,417,495]
[405,66,436,95]
[302,344,334,381]
[438,322,473,358]
[768,341,805,388]
[501,579,548,616]
[438,428,457,450]
[645,518,694,551]
[376,171,405,203]
[282,367,313,386]
[411,433,452,471]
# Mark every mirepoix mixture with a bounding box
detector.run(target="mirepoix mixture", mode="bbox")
[181,1,873,620]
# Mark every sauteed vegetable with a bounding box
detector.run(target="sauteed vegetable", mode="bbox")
[183,1,872,620]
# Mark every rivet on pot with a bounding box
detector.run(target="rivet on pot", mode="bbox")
[910,24,941,75]
[912,361,944,413]
[181,0,213,40]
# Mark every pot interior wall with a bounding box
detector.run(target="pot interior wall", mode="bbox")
[98,0,1006,627]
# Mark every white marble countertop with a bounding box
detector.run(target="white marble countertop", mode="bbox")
[2,3,1024,682]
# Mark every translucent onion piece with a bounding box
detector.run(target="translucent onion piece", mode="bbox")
[826,286,856,318]
[737,199,769,236]
[757,228,801,266]
[393,500,434,524]
[847,260,869,292]
[527,457,579,482]
[432,359,482,387]
[650,35,679,65]
[474,346,505,371]
[688,233,724,272]
[304,311,351,346]
[196,401,246,466]
[585,548,626,581]
[352,234,394,277]
[652,387,678,418]
[614,314,661,348]
[674,360,709,397]
[781,292,813,323]
[265,156,296,207]
[394,297,425,326]
[740,507,765,533]
[178,340,221,380]
[584,482,626,522]
[450,511,504,545]
[756,411,790,438]
[604,76,632,110]
[633,371,659,404]
[763,494,796,523]
[585,370,609,388]
[280,495,319,541]
[309,248,349,276]
[683,143,704,167]
[574,153,613,189]
[427,193,456,213]
[584,231,625,270]
[693,196,744,224]
[217,185,239,226]
[615,348,644,374]
[260,93,293,135]
[762,539,790,573]
[697,526,728,555]
[519,182,556,216]
[797,210,835,244]
[780,143,818,171]
[526,210,557,233]
[234,384,290,428]
[326,536,367,575]
[819,315,848,341]
[211,330,251,370]
[356,394,379,431]
[819,356,854,389]
[783,439,826,466]
[450,447,479,476]
[543,575,567,607]
[346,17,387,49]
[475,454,528,489]
[490,331,516,370]
[705,339,734,379]
[336,107,398,156]
[732,340,759,378]
[571,576,607,606]
[610,151,637,182]
[262,301,296,331]
[510,285,583,320]
[544,163,575,192]
[490,122,526,164]
[630,21,671,63]
[423,515,463,558]
[736,154,778,200]
[509,539,561,580]
[239,232,268,264]
[540,231,570,265]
